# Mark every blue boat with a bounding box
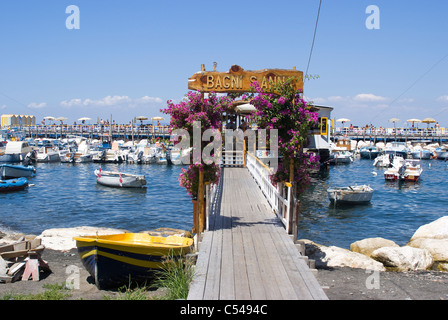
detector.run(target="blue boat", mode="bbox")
[0,177,28,192]
[0,164,36,179]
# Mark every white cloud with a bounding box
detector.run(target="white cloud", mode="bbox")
[327,96,345,102]
[437,95,448,102]
[60,95,163,108]
[28,102,47,109]
[353,93,388,102]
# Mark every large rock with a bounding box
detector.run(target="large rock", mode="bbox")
[408,238,448,262]
[410,216,448,241]
[408,216,448,269]
[38,226,128,251]
[302,240,386,271]
[371,246,433,271]
[350,237,399,257]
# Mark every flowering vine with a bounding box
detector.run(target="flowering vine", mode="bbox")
[249,79,320,193]
[162,91,232,199]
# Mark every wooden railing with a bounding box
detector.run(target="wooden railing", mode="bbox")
[245,152,295,234]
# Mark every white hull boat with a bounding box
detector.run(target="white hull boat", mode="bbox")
[94,168,146,188]
[384,159,422,182]
[327,185,374,204]
[0,164,36,179]
[36,146,61,163]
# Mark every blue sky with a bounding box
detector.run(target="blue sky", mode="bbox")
[0,0,447,128]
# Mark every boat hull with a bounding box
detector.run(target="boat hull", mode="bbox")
[94,169,146,188]
[0,177,28,192]
[0,164,35,179]
[74,233,193,289]
[327,186,373,204]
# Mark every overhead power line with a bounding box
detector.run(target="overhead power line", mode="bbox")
[305,0,322,80]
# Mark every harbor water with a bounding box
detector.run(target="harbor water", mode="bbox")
[298,158,448,249]
[1,159,447,250]
[0,163,193,236]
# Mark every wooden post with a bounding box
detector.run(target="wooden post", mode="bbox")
[197,91,205,233]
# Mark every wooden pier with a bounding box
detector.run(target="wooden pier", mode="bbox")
[187,167,328,300]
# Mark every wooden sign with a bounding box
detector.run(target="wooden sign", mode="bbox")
[188,65,303,93]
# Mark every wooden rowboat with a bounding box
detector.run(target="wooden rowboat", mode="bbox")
[74,233,194,289]
[94,168,146,188]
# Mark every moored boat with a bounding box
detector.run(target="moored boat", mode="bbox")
[384,159,422,181]
[359,145,381,159]
[328,150,353,165]
[0,164,36,179]
[0,177,28,192]
[74,233,194,289]
[327,185,374,204]
[94,168,146,188]
[434,146,448,160]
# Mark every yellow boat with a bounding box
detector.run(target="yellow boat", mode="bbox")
[74,233,194,289]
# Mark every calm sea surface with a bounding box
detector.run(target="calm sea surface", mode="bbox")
[1,159,447,249]
[0,163,193,236]
[298,158,448,249]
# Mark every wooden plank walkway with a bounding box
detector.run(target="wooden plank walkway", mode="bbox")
[187,167,328,300]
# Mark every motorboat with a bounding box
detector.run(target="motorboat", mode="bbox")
[0,164,36,179]
[0,141,33,163]
[327,185,374,204]
[384,159,423,181]
[434,146,448,160]
[92,149,125,163]
[0,177,28,192]
[384,142,409,159]
[373,153,405,168]
[36,140,61,163]
[73,141,94,163]
[94,168,146,188]
[167,147,191,165]
[359,145,381,159]
[410,149,433,160]
[329,150,353,164]
[74,233,193,289]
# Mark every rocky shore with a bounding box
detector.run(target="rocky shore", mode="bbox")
[0,217,447,300]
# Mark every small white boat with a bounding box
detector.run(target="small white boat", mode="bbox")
[384,159,423,182]
[329,150,353,164]
[435,146,448,160]
[36,142,61,163]
[410,149,433,160]
[94,168,146,188]
[0,164,36,179]
[0,141,33,163]
[327,185,374,204]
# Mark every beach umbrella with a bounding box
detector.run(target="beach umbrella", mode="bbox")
[389,118,400,123]
[336,118,350,123]
[78,117,91,122]
[421,117,436,129]
[421,117,436,124]
[151,116,164,121]
[55,116,68,123]
[44,116,55,120]
[136,116,148,121]
[407,118,421,129]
